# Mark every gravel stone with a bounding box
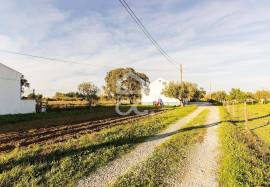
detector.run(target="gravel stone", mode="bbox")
[77,107,205,187]
[174,106,220,187]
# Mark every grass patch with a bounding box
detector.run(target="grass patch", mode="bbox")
[111,109,210,187]
[0,106,196,186]
[219,107,270,186]
[226,103,270,145]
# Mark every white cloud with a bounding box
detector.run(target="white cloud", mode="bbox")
[0,0,269,96]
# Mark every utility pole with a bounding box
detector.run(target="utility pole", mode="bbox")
[209,81,212,100]
[180,64,184,107]
[180,64,183,85]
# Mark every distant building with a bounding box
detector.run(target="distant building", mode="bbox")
[0,63,36,115]
[141,78,180,106]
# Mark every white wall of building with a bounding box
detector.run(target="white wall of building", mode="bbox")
[0,63,36,115]
[141,78,180,106]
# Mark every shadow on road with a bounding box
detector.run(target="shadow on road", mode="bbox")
[0,120,221,173]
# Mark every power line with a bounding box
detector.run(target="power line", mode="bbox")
[118,0,179,68]
[0,49,175,72]
[119,0,176,65]
[0,49,115,69]
[0,0,180,73]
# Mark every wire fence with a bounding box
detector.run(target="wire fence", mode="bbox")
[224,102,270,130]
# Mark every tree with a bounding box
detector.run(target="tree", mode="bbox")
[228,88,247,103]
[162,81,201,105]
[193,87,206,101]
[54,92,66,100]
[20,75,30,94]
[26,93,43,100]
[78,82,99,107]
[65,92,81,98]
[104,68,149,104]
[211,91,227,103]
[185,82,200,101]
[254,90,270,104]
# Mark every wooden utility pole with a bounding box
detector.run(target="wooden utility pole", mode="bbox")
[180,64,183,85]
[232,101,235,118]
[209,81,212,100]
[180,64,184,106]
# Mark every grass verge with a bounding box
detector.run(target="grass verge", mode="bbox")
[219,106,270,186]
[226,103,270,145]
[111,109,209,187]
[0,106,196,186]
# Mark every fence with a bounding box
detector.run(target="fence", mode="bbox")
[224,102,270,130]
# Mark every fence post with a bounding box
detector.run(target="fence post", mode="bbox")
[232,101,235,118]
[244,102,248,129]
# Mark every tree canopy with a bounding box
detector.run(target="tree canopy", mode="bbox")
[104,68,149,104]
[210,91,227,103]
[20,75,30,94]
[162,81,204,104]
[78,82,99,107]
[228,88,247,103]
[209,88,270,104]
[254,90,270,103]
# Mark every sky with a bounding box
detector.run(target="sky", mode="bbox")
[0,0,269,96]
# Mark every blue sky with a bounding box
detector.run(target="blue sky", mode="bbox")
[0,0,269,96]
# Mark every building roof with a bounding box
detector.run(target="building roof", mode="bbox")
[0,62,22,75]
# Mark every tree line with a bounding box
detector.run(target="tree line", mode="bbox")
[25,67,206,107]
[209,88,270,104]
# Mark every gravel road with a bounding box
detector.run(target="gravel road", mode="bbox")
[77,107,205,187]
[177,106,220,187]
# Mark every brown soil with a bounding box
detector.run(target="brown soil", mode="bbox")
[0,110,166,153]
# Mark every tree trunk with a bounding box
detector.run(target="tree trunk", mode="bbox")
[88,98,92,107]
[178,98,183,107]
[129,95,134,104]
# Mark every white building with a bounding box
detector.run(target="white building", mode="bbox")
[0,63,36,115]
[141,78,180,106]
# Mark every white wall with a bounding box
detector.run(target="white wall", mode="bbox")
[0,63,36,115]
[141,78,180,106]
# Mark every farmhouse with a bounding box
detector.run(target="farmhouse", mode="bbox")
[141,78,180,106]
[0,63,36,115]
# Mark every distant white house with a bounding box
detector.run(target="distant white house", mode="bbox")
[141,78,180,106]
[0,63,36,115]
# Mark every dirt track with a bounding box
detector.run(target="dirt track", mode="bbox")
[77,107,204,187]
[0,109,166,153]
[178,106,219,187]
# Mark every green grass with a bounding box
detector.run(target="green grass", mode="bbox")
[226,103,270,145]
[0,105,157,132]
[0,105,196,186]
[111,109,210,187]
[219,106,270,186]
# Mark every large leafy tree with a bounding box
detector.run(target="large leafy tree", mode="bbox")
[162,81,201,104]
[104,68,149,104]
[211,91,227,103]
[78,82,99,107]
[228,88,247,103]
